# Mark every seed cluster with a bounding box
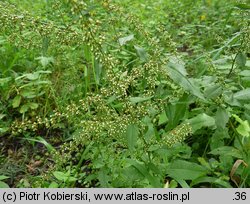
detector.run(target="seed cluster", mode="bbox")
[161,123,192,147]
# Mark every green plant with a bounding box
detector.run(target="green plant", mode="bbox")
[0,0,249,188]
[0,175,9,188]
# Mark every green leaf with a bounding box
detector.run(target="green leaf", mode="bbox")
[209,146,243,158]
[28,102,39,110]
[191,176,232,188]
[0,77,11,86]
[26,73,40,80]
[198,157,211,170]
[20,90,37,98]
[34,136,55,152]
[0,175,9,181]
[236,122,250,137]
[239,70,250,77]
[235,3,250,10]
[215,108,229,129]
[0,127,9,134]
[20,104,29,114]
[0,114,6,120]
[144,122,155,142]
[53,171,67,181]
[174,178,190,188]
[98,169,110,187]
[233,88,250,101]
[236,52,246,67]
[166,160,207,180]
[166,65,204,99]
[48,182,59,188]
[94,59,102,85]
[36,56,54,68]
[165,102,187,130]
[232,114,250,137]
[129,96,153,104]
[118,34,134,46]
[134,45,148,62]
[53,171,77,183]
[168,180,178,188]
[168,56,187,76]
[187,113,215,132]
[204,84,222,99]
[83,45,92,62]
[127,159,161,187]
[158,111,168,125]
[12,95,21,108]
[126,124,139,151]
[0,181,9,188]
[24,136,55,152]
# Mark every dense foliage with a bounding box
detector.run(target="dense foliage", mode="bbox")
[0,0,249,188]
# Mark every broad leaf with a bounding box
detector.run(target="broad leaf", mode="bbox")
[12,95,21,108]
[28,102,39,110]
[127,159,161,187]
[126,124,139,151]
[26,73,39,80]
[239,70,250,77]
[215,108,229,129]
[0,181,9,188]
[168,56,187,76]
[204,84,222,99]
[20,104,29,114]
[36,56,54,68]
[0,175,9,181]
[236,52,246,67]
[0,77,11,86]
[233,88,250,101]
[118,34,134,46]
[158,111,168,125]
[232,114,250,137]
[209,146,243,158]
[187,113,215,132]
[165,102,187,130]
[53,171,77,183]
[166,65,204,99]
[191,176,232,188]
[134,45,148,62]
[129,96,152,104]
[166,160,207,180]
[48,182,59,188]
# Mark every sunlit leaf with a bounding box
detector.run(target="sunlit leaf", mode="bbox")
[0,181,9,188]
[232,114,250,137]
[118,34,134,46]
[12,95,21,108]
[36,56,54,68]
[129,96,153,104]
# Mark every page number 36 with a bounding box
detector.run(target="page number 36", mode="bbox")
[233,192,247,201]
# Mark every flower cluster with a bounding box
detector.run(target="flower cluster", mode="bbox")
[161,123,192,147]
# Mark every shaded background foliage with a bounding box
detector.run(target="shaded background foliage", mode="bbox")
[0,0,249,187]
